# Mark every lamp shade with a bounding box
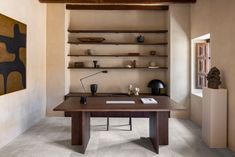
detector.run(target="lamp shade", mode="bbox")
[148,79,165,95]
[148,79,165,88]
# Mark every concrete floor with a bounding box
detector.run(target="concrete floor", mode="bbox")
[0,117,234,157]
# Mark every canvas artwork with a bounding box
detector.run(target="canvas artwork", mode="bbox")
[0,13,27,95]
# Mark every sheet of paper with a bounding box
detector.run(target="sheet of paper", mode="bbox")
[106,101,135,104]
[141,98,158,104]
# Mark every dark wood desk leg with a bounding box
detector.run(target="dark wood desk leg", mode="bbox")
[107,112,109,131]
[71,112,90,154]
[129,113,132,131]
[149,111,169,154]
[159,111,169,145]
[149,112,159,154]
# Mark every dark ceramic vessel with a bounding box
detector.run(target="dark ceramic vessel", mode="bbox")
[90,84,98,95]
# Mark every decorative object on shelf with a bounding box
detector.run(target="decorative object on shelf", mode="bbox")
[93,60,98,68]
[148,66,160,69]
[128,84,133,96]
[134,87,140,96]
[148,79,165,95]
[149,61,157,67]
[136,35,144,43]
[126,65,132,68]
[148,61,159,69]
[125,60,133,68]
[85,49,94,55]
[132,60,137,68]
[90,84,98,96]
[206,67,222,89]
[128,53,140,56]
[74,62,84,68]
[80,70,108,104]
[77,37,105,43]
[0,13,27,96]
[150,50,157,56]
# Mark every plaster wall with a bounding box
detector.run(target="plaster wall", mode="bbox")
[191,0,235,151]
[0,0,46,148]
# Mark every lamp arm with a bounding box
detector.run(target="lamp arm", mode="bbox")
[79,71,106,93]
[80,71,103,81]
[80,79,86,93]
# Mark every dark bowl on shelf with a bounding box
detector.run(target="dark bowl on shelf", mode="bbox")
[77,37,105,43]
[128,53,140,56]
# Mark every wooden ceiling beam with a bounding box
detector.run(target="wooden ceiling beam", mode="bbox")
[66,4,169,10]
[39,0,196,3]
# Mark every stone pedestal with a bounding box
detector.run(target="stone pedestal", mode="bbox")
[202,88,227,148]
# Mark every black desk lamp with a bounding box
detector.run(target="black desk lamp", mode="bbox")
[148,79,165,95]
[80,70,108,104]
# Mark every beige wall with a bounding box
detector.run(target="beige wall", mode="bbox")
[169,5,190,118]
[69,10,168,94]
[45,7,190,118]
[46,4,66,116]
[0,0,46,148]
[190,94,202,126]
[191,0,235,151]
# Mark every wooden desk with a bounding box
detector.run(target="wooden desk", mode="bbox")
[54,96,184,154]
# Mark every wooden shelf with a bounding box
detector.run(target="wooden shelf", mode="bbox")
[68,29,168,34]
[68,41,168,45]
[65,92,166,98]
[68,67,168,70]
[65,4,170,11]
[68,54,168,57]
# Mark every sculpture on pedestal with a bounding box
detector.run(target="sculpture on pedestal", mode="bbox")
[206,67,221,89]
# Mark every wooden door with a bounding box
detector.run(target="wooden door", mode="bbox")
[196,42,210,89]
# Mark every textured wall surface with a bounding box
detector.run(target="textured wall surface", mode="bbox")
[0,0,46,149]
[169,5,191,118]
[46,6,190,118]
[191,0,235,151]
[69,10,168,94]
[46,4,66,116]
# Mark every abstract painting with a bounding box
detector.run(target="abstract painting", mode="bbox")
[0,13,27,95]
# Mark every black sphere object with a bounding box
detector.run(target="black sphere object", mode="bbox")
[148,79,165,95]
[90,84,98,95]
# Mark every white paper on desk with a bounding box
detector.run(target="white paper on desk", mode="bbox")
[141,98,158,104]
[106,101,135,104]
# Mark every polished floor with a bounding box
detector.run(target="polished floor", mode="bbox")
[0,117,234,157]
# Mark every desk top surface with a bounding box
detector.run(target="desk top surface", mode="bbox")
[54,96,185,112]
